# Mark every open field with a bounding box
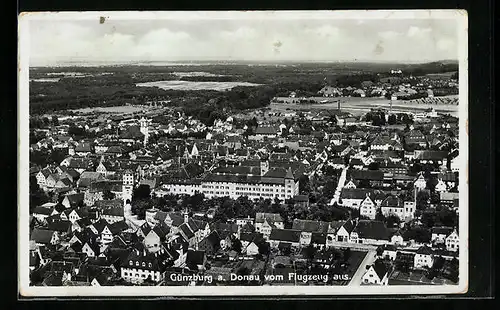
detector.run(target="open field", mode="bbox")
[136,80,261,91]
[70,105,150,114]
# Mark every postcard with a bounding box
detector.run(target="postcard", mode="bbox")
[18,10,468,297]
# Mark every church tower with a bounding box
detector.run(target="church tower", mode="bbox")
[122,169,134,206]
[140,117,149,146]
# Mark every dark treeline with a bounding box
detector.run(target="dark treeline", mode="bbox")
[29,61,458,115]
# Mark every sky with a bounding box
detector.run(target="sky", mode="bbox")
[27,12,461,66]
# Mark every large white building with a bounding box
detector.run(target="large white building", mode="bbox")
[160,162,300,201]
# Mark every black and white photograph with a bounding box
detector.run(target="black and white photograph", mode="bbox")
[18,10,468,296]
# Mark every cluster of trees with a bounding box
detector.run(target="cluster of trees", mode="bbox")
[29,176,50,212]
[30,116,59,129]
[420,208,458,229]
[30,148,68,168]
[364,111,387,126]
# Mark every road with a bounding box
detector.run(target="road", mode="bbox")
[331,167,348,205]
[348,250,377,286]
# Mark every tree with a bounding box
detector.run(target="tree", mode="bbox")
[51,115,59,126]
[388,114,397,125]
[298,175,311,194]
[375,209,386,222]
[133,184,151,201]
[416,190,430,210]
[29,176,49,211]
[131,199,152,220]
[385,215,401,228]
[68,125,86,137]
[376,246,385,257]
[403,226,431,243]
[103,189,115,200]
[231,237,242,253]
[258,242,270,256]
[322,179,337,199]
[303,244,317,263]
[368,162,380,170]
[342,247,351,262]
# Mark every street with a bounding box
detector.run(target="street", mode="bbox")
[331,167,348,205]
[348,250,377,286]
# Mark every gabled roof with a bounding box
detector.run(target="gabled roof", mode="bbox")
[186,250,205,266]
[47,219,72,233]
[269,229,301,243]
[340,219,356,234]
[416,245,433,255]
[292,219,330,233]
[380,195,403,208]
[64,193,85,205]
[431,226,453,235]
[200,231,221,248]
[255,213,283,224]
[372,261,390,279]
[354,220,389,240]
[31,228,56,244]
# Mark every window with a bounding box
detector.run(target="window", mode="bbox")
[142,262,146,267]
[136,261,139,266]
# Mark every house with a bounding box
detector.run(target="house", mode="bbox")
[335,219,356,242]
[434,179,447,192]
[414,150,447,165]
[197,231,221,255]
[350,220,390,245]
[431,227,453,244]
[348,170,384,188]
[291,219,330,246]
[47,218,73,236]
[292,195,310,209]
[361,261,390,285]
[143,224,170,253]
[329,157,346,170]
[414,173,427,191]
[390,230,405,246]
[414,245,434,269]
[445,229,459,252]
[310,233,327,249]
[359,194,377,220]
[36,167,55,188]
[339,188,385,208]
[255,213,284,235]
[121,248,167,284]
[78,172,105,188]
[325,221,344,247]
[380,195,405,220]
[378,244,398,260]
[268,229,301,249]
[350,158,365,170]
[61,193,85,209]
[82,241,101,258]
[31,228,59,246]
[74,142,94,156]
[96,199,125,224]
[89,219,114,244]
[32,205,57,223]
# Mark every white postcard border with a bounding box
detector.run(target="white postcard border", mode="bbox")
[18,10,469,297]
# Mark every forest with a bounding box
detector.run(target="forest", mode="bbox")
[29,61,459,116]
